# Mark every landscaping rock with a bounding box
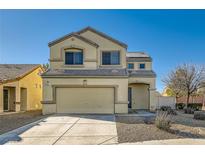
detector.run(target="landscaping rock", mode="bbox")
[194,111,205,120]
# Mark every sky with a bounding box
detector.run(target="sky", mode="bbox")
[0,10,205,92]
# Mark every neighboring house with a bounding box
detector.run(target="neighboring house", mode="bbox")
[41,27,157,114]
[162,86,205,105]
[0,64,44,113]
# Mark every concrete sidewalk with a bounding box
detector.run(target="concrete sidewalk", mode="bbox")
[0,114,118,145]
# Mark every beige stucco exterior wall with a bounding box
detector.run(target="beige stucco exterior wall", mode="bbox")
[50,31,127,70]
[50,37,98,69]
[45,29,157,113]
[42,77,128,114]
[80,31,127,68]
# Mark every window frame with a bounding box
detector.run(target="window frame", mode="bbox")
[64,49,83,65]
[101,51,120,65]
[127,63,134,69]
[139,63,146,69]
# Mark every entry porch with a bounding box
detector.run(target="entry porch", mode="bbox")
[0,82,27,113]
[128,77,157,111]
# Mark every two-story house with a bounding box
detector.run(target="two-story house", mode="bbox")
[41,27,157,114]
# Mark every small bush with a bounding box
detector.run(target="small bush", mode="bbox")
[187,103,202,111]
[176,103,186,110]
[160,106,171,111]
[194,111,205,120]
[155,111,172,131]
[160,106,177,115]
[176,103,202,110]
[184,107,195,114]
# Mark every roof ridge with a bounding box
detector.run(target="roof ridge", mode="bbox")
[76,26,128,48]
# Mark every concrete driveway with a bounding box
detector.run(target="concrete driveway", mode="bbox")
[0,114,118,145]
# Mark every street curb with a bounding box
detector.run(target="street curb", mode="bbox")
[0,117,48,144]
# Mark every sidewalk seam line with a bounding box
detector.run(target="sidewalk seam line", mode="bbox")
[52,118,80,145]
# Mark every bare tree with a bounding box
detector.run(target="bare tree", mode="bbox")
[179,64,205,107]
[162,69,185,100]
[163,64,205,108]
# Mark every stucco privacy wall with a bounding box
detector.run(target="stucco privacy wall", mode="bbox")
[42,77,128,114]
[50,37,98,69]
[129,77,157,110]
[156,96,176,109]
[79,31,127,68]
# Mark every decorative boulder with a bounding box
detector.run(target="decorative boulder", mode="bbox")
[194,111,205,120]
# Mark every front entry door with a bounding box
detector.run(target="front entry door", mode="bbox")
[128,87,132,108]
[3,89,9,111]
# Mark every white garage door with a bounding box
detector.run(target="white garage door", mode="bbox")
[56,87,114,114]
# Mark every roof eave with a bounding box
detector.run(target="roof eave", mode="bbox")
[48,33,99,48]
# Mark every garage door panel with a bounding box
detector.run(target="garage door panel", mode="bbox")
[56,87,114,114]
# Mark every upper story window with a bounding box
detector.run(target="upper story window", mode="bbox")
[65,50,83,65]
[102,51,120,65]
[128,63,134,69]
[139,63,146,69]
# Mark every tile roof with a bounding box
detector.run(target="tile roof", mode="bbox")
[42,68,156,78]
[128,70,156,78]
[41,68,128,77]
[126,52,150,58]
[126,52,152,62]
[0,64,41,83]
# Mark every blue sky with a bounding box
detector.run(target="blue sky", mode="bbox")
[1,10,205,92]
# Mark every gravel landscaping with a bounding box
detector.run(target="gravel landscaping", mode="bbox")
[116,111,205,143]
[0,110,48,135]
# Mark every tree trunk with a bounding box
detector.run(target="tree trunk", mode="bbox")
[186,93,190,108]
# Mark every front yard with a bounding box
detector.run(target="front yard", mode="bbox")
[0,110,47,135]
[116,111,205,143]
[0,110,205,144]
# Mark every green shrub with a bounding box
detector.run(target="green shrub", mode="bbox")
[160,106,177,115]
[177,103,202,111]
[187,103,202,111]
[155,111,172,131]
[184,107,195,114]
[176,103,186,110]
[194,111,205,120]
